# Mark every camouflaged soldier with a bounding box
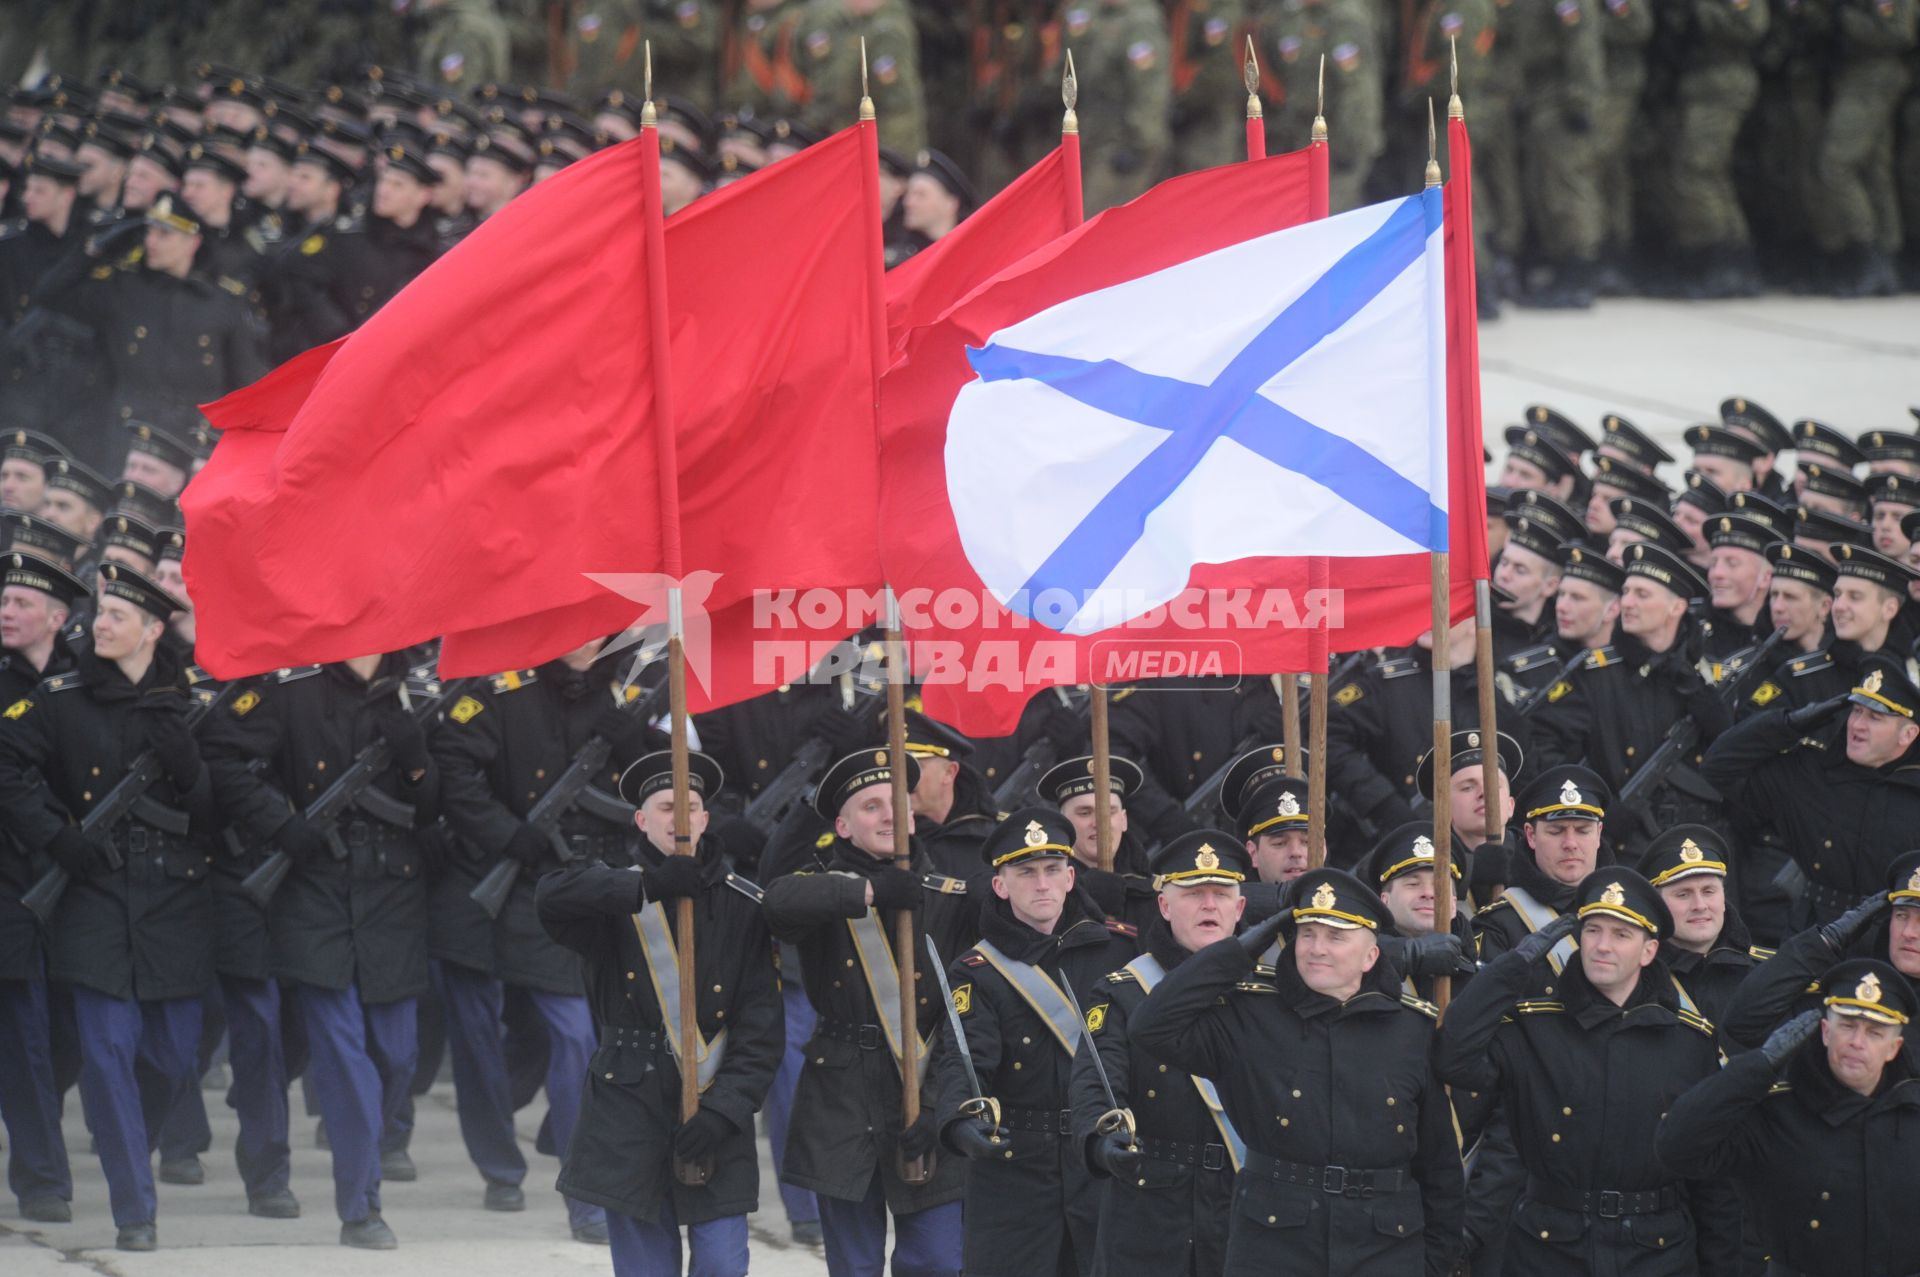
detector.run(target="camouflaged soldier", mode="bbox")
[1504,0,1606,307]
[963,1,1057,195]
[795,0,927,154]
[1252,0,1382,210]
[1169,0,1251,173]
[1060,0,1173,213]
[416,0,514,98]
[1812,0,1916,296]
[563,0,723,109]
[1595,0,1654,290]
[726,0,810,120]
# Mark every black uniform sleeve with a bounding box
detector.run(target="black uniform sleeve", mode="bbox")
[761,869,872,942]
[1717,924,1834,1050]
[429,699,521,856]
[1654,1049,1776,1180]
[698,907,784,1134]
[0,695,70,853]
[199,685,298,844]
[1325,671,1418,830]
[934,956,1004,1147]
[1127,936,1255,1078]
[1105,692,1197,844]
[1412,1039,1466,1276]
[1432,948,1533,1091]
[1068,978,1136,1174]
[1524,675,1594,774]
[1696,707,1810,825]
[533,863,638,954]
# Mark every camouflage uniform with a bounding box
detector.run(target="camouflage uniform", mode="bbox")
[724,0,810,120]
[561,0,722,108]
[1168,0,1252,172]
[1657,0,1771,290]
[1252,0,1381,211]
[965,2,1057,196]
[416,0,514,97]
[794,0,927,155]
[1595,0,1655,274]
[1505,0,1605,305]
[1814,0,1916,293]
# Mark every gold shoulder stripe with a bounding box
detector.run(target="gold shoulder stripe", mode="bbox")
[1400,993,1439,1019]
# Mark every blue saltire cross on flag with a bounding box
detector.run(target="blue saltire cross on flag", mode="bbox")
[942,188,1449,636]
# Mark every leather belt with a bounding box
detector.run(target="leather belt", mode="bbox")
[1524,1178,1681,1219]
[815,1020,885,1051]
[1243,1150,1408,1198]
[1004,1107,1073,1136]
[1135,1135,1230,1171]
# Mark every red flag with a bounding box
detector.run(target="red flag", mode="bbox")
[1444,114,1491,585]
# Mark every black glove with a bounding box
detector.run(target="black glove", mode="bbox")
[1039,697,1089,754]
[1819,891,1890,955]
[274,813,331,864]
[47,826,107,876]
[641,853,705,902]
[1512,912,1579,966]
[898,1109,939,1160]
[132,692,200,789]
[1759,1008,1821,1071]
[503,823,551,869]
[870,867,922,913]
[587,697,637,743]
[1394,932,1477,980]
[1089,1128,1142,1178]
[1237,908,1288,957]
[372,706,430,774]
[1786,694,1850,731]
[949,1114,1007,1160]
[671,1108,733,1163]
[815,707,872,758]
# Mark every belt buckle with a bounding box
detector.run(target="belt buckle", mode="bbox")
[127,827,149,854]
[1597,1190,1624,1219]
[1320,1165,1346,1196]
[348,820,371,848]
[856,1024,881,1050]
[1056,1109,1072,1135]
[1201,1143,1226,1171]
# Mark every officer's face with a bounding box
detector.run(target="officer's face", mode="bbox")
[38,489,100,541]
[1247,828,1309,883]
[1617,579,1685,643]
[1577,917,1656,1001]
[1492,544,1558,614]
[122,450,186,498]
[0,458,45,511]
[92,594,158,662]
[0,586,64,652]
[1822,1012,1903,1097]
[1831,579,1898,644]
[1381,868,1436,936]
[373,168,434,227]
[1498,456,1550,492]
[1768,579,1831,645]
[1448,766,1512,843]
[836,783,908,858]
[1062,792,1127,867]
[1525,817,1600,885]
[909,756,957,818]
[1671,503,1710,557]
[121,157,175,212]
[1690,454,1751,494]
[463,156,526,218]
[1658,874,1725,954]
[1292,922,1377,1002]
[1604,527,1639,566]
[1871,502,1914,557]
[1887,906,1920,978]
[991,857,1073,931]
[1554,578,1619,648]
[1707,547,1770,612]
[633,787,709,858]
[1844,704,1919,768]
[20,175,74,227]
[243,150,290,204]
[1158,882,1244,952]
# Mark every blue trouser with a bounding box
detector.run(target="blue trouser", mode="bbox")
[765,978,819,1226]
[606,1198,749,1277]
[219,976,290,1198]
[152,985,224,1164]
[298,984,416,1223]
[434,961,603,1229]
[72,987,202,1227]
[0,975,72,1208]
[817,1172,963,1277]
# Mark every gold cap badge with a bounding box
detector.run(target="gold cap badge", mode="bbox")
[1858,972,1883,1004]
[1023,820,1046,847]
[1864,669,1885,695]
[1311,882,1336,911]
[1601,881,1626,907]
[1277,791,1301,817]
[1195,845,1219,871]
[1679,839,1703,863]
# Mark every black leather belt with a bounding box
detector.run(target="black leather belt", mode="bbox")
[815,1020,885,1051]
[1525,1178,1681,1219]
[1004,1107,1073,1136]
[1243,1150,1407,1198]
[1136,1135,1231,1171]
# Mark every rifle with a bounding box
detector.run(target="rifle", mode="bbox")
[739,639,888,834]
[20,681,241,925]
[467,677,666,919]
[1613,626,1787,841]
[237,672,463,910]
[990,685,1089,810]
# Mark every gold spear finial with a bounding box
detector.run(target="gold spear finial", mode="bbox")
[640,41,656,127]
[1243,35,1262,121]
[1448,34,1464,121]
[1062,49,1078,135]
[1424,98,1441,188]
[1310,53,1327,143]
[859,36,874,121]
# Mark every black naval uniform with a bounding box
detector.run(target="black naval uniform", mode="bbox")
[1105,677,1280,847]
[933,880,1138,1277]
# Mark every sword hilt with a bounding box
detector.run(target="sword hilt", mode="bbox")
[1095,1106,1137,1149]
[959,1095,1004,1142]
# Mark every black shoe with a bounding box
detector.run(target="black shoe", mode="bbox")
[116,1222,158,1251]
[20,1197,72,1223]
[340,1214,398,1249]
[790,1219,824,1246]
[158,1156,205,1186]
[379,1149,416,1182]
[483,1181,525,1212]
[571,1219,610,1245]
[248,1189,301,1219]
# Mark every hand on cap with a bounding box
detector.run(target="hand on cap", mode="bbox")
[1513,912,1579,966]
[1786,694,1850,731]
[1236,908,1288,958]
[1759,1008,1821,1071]
[1820,891,1891,956]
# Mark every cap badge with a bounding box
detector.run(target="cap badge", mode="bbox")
[1865,670,1885,695]
[1412,835,1434,859]
[1271,746,1285,762]
[1311,882,1336,911]
[1195,845,1219,871]
[1467,732,1480,748]
[1277,791,1301,817]
[1858,972,1883,1004]
[872,750,888,765]
[1601,881,1626,907]
[1023,820,1046,847]
[1559,779,1582,805]
[1679,839,1704,864]
[1909,867,1920,891]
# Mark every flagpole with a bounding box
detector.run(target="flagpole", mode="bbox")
[639,49,709,1186]
[858,44,934,1188]
[1424,102,1456,1013]
[1243,36,1264,161]
[1304,60,1331,868]
[1062,50,1084,229]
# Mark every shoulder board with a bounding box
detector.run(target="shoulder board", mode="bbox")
[723,872,765,905]
[1251,963,1279,978]
[0,217,25,237]
[489,669,538,693]
[1376,657,1421,680]
[185,665,213,686]
[1399,992,1439,1019]
[945,811,996,830]
[40,672,80,693]
[959,950,988,968]
[1514,1000,1564,1015]
[217,275,247,295]
[1109,686,1135,703]
[90,262,115,280]
[1105,968,1139,986]
[1787,653,1834,677]
[1233,979,1280,994]
[1506,643,1558,672]
[1676,1009,1716,1038]
[1749,681,1783,707]
[1583,645,1617,670]
[1474,897,1513,918]
[1104,919,1138,937]
[1748,945,1777,961]
[275,665,323,683]
[2,696,29,719]
[1767,1080,1793,1095]
[920,873,968,896]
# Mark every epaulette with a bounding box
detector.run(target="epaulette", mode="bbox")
[1105,968,1139,986]
[185,664,213,686]
[1251,962,1278,978]
[1514,1000,1564,1015]
[1786,652,1834,678]
[1233,978,1280,994]
[1109,686,1135,703]
[1376,656,1421,680]
[40,672,81,693]
[723,872,765,904]
[1583,645,1618,670]
[1474,897,1513,918]
[1676,1008,1715,1038]
[1104,919,1138,938]
[959,949,988,968]
[1767,1080,1793,1095]
[90,262,115,280]
[1506,643,1558,673]
[217,275,247,295]
[921,873,968,896]
[489,669,538,693]
[1748,945,1777,962]
[275,665,322,683]
[1399,992,1439,1019]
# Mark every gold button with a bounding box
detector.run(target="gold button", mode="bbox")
[1551,1133,1561,1143]
[758,759,769,769]
[1158,1064,1168,1073]
[82,791,91,801]
[197,334,210,347]
[1395,1123,1404,1133]
[1810,1220,1819,1230]
[1268,1215,1277,1224]
[715,1010,725,1020]
[1012,1062,1022,1071]
[1146,1089,1155,1098]
[535,768,545,779]
[846,958,855,967]
[91,766,100,776]
[1385,1097,1395,1106]
[127,343,139,355]
[1562,1107,1572,1116]
[1192,751,1203,761]
[712,984,722,993]
[831,980,842,988]
[1540,1231,1550,1240]
[1625,746,1635,757]
[1824,840,1832,849]
[626,971,636,980]
[1292,1089,1301,1098]
[814,1057,824,1065]
[1279,1117,1289,1127]
[1821,1192,1830,1201]
[134,325,148,338]
[317,761,327,771]
[604,1072,613,1079]
[1022,1036,1031,1045]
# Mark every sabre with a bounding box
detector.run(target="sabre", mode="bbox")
[1059,978,1135,1147]
[924,935,1002,1135]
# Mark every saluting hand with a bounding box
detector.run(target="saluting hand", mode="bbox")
[1759,1008,1822,1071]
[1512,911,1579,966]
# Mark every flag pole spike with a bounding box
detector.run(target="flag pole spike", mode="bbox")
[1424,98,1441,188]
[640,41,656,126]
[1062,49,1078,135]
[1311,54,1327,143]
[1448,34,1464,121]
[859,35,874,121]
[1243,35,1262,121]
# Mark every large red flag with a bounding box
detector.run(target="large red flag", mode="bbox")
[1444,115,1491,586]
